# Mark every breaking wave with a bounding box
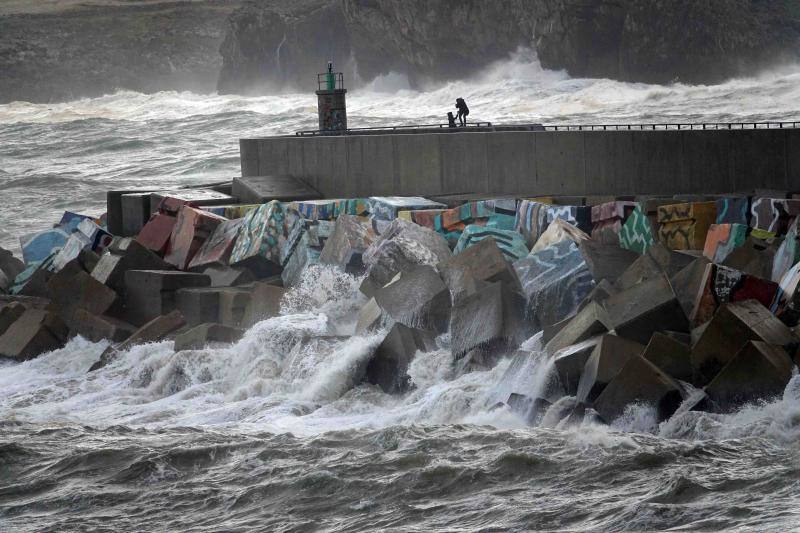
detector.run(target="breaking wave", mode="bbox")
[2,267,800,529]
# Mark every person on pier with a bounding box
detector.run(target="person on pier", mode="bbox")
[455,98,469,126]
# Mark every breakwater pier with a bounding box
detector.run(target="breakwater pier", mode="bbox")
[241,122,800,198]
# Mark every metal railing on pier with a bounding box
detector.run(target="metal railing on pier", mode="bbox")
[543,121,800,131]
[294,121,799,136]
[295,122,495,136]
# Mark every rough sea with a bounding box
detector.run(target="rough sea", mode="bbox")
[2,52,800,531]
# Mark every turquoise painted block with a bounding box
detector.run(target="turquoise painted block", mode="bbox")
[454,225,529,262]
[486,213,516,231]
[229,201,295,266]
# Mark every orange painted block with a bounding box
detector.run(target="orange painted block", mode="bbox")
[164,206,227,270]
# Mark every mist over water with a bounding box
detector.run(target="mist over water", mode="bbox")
[3,53,800,530]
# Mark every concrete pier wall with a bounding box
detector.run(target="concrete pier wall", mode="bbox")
[240,128,800,197]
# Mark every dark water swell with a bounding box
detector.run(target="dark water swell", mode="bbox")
[1,422,799,532]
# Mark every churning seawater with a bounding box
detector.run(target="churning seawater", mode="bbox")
[3,53,800,531]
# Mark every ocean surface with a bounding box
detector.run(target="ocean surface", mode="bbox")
[2,53,800,531]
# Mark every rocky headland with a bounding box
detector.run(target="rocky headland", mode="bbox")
[218,0,800,94]
[1,0,799,103]
[0,0,243,104]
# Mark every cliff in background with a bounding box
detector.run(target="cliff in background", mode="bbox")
[1,0,798,104]
[218,0,800,94]
[0,0,242,104]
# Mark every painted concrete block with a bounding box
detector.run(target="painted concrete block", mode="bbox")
[703,223,747,263]
[515,200,591,248]
[772,219,800,282]
[229,201,294,269]
[688,263,780,327]
[750,198,800,236]
[199,204,260,220]
[454,226,529,262]
[334,198,370,217]
[657,201,717,250]
[187,219,243,271]
[531,218,589,254]
[513,240,594,330]
[164,206,227,270]
[294,199,338,221]
[368,196,447,221]
[441,201,493,230]
[136,213,177,255]
[715,197,749,225]
[591,201,637,243]
[397,208,446,231]
[619,207,655,255]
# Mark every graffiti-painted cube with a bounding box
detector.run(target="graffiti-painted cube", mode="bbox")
[229,201,294,270]
[715,197,749,225]
[397,209,446,232]
[333,198,369,217]
[368,197,446,221]
[187,218,243,270]
[512,239,594,330]
[441,201,493,230]
[591,201,637,243]
[617,206,655,255]
[164,206,227,270]
[136,213,177,255]
[703,223,747,264]
[295,199,339,221]
[516,200,591,248]
[750,198,800,236]
[454,226,529,263]
[657,202,717,250]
